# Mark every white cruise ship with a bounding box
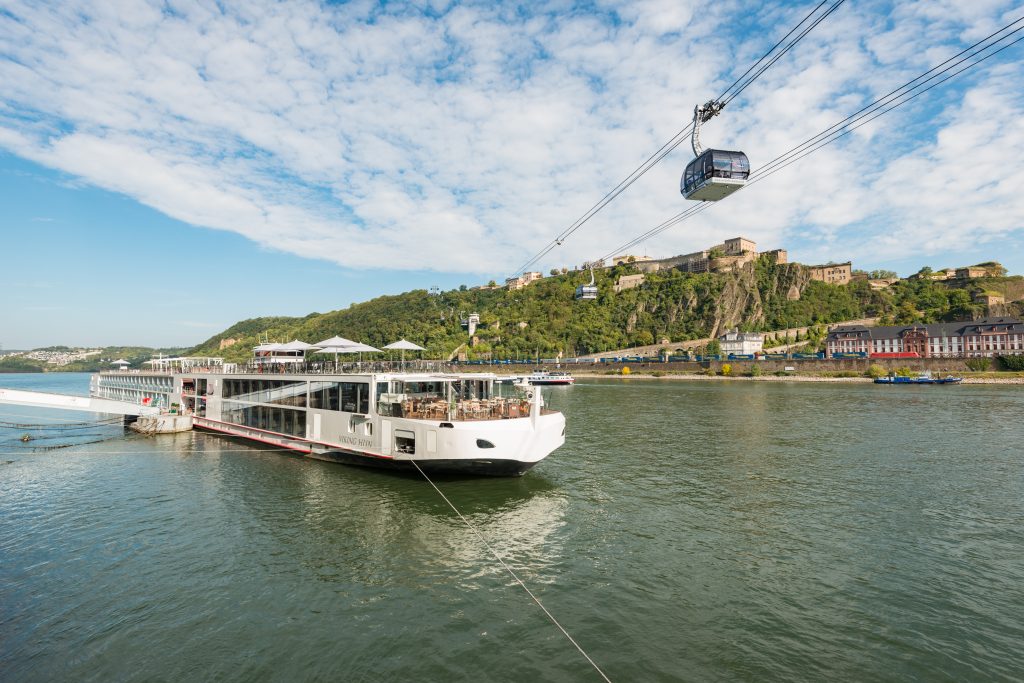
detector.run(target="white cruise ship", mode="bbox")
[91,353,565,476]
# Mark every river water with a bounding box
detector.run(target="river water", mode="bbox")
[1,373,1022,682]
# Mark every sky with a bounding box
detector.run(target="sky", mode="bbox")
[1,0,1022,349]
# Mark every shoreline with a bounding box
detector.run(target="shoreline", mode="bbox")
[562,372,1024,385]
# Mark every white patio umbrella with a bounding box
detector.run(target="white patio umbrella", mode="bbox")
[315,335,359,348]
[278,340,320,351]
[314,345,349,370]
[314,343,381,368]
[384,339,425,365]
[272,340,319,364]
[344,343,381,364]
[110,358,130,367]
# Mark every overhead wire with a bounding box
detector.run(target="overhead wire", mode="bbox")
[596,15,1024,261]
[511,0,844,275]
[717,1,830,104]
[745,17,1024,184]
[720,0,846,107]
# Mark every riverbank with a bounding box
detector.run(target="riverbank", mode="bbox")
[563,371,1024,384]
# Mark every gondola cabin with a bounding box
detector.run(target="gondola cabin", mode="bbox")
[681,149,750,201]
[575,283,598,300]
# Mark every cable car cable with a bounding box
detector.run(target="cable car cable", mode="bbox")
[512,1,845,275]
[721,0,846,107]
[595,17,1024,260]
[717,1,831,104]
[749,17,1024,183]
[745,31,1024,189]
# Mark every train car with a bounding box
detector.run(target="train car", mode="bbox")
[727,354,755,360]
[761,353,788,360]
[869,352,921,359]
[666,355,691,362]
[832,352,868,359]
[792,352,826,360]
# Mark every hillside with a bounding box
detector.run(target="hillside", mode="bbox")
[0,346,187,373]
[189,256,1021,362]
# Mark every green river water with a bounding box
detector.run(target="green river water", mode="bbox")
[1,373,1022,682]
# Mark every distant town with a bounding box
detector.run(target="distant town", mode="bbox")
[0,348,104,366]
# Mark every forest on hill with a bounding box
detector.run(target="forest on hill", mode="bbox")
[188,256,1023,362]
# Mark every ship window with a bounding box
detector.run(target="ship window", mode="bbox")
[309,382,341,410]
[341,382,369,414]
[476,439,495,449]
[267,381,308,408]
[395,430,415,455]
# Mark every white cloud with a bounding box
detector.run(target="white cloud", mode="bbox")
[0,0,1022,277]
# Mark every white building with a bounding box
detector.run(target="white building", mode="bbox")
[718,329,764,356]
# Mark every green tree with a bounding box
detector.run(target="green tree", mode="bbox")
[997,355,1024,371]
[867,364,888,379]
[894,302,920,325]
[947,289,974,320]
[630,330,654,347]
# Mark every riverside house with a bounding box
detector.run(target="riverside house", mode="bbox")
[826,317,1024,358]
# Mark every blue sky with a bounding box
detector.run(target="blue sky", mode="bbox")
[1,0,1022,349]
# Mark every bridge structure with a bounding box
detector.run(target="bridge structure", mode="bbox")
[0,388,160,417]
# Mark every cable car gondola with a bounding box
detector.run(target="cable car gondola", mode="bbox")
[575,266,598,300]
[680,101,750,201]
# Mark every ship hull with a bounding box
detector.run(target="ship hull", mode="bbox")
[307,448,537,476]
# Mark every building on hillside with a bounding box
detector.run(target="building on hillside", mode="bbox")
[956,266,992,280]
[825,317,1024,358]
[723,236,757,255]
[718,328,764,356]
[610,254,653,266]
[505,271,543,290]
[973,292,1005,312]
[807,262,853,285]
[613,237,794,276]
[613,273,646,292]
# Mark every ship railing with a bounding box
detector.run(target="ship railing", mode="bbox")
[378,396,535,421]
[240,360,458,375]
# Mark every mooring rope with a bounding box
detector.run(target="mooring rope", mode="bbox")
[8,437,115,452]
[0,418,124,430]
[0,409,110,424]
[407,458,612,682]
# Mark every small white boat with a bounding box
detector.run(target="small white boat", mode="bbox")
[523,371,575,386]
